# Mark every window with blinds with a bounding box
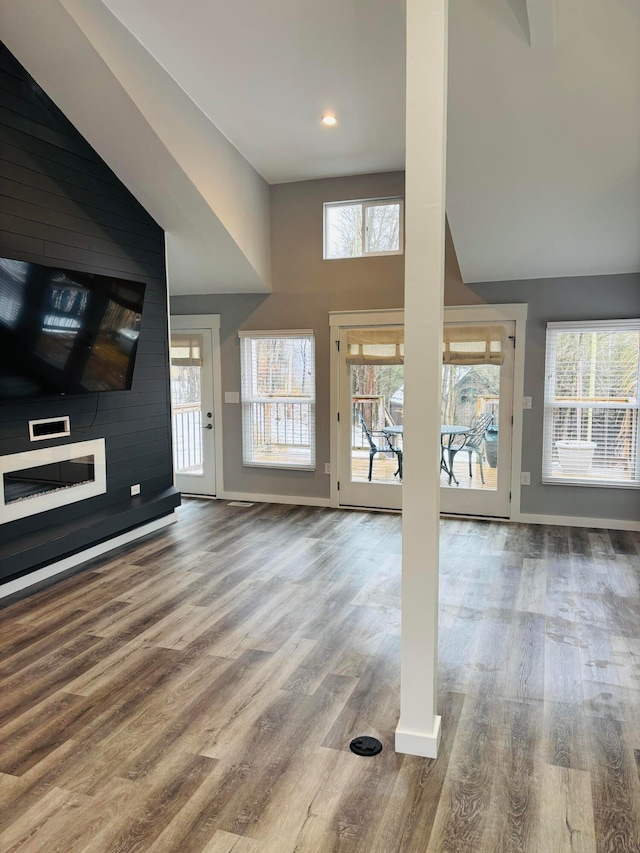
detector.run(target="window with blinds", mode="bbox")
[239,331,316,470]
[542,320,640,488]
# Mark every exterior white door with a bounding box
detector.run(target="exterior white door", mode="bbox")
[439,320,515,518]
[170,320,217,496]
[337,324,404,510]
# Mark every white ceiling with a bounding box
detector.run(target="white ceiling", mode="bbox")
[100,0,407,184]
[447,0,640,282]
[100,0,640,282]
[3,0,639,286]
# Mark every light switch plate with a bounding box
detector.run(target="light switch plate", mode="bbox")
[520,472,531,486]
[522,396,532,409]
[224,391,240,404]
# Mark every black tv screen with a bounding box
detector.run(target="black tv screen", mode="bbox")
[0,258,146,400]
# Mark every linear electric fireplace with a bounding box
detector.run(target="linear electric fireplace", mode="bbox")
[0,439,106,524]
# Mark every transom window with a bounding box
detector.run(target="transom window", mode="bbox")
[239,331,316,470]
[542,320,640,488]
[323,198,403,259]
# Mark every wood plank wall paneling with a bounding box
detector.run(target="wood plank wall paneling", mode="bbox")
[0,43,179,582]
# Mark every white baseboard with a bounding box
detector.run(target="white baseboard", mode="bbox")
[395,715,442,758]
[519,513,640,532]
[0,512,178,602]
[217,490,332,508]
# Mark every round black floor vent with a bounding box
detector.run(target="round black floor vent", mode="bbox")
[349,736,382,757]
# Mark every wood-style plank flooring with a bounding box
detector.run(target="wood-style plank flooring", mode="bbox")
[0,500,639,852]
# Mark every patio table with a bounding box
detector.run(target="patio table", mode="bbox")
[380,426,404,478]
[382,425,471,486]
[440,425,470,485]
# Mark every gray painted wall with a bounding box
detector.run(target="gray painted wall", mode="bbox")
[447,275,640,522]
[171,172,406,499]
[173,169,640,523]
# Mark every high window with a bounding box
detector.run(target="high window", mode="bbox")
[542,320,640,487]
[323,198,403,259]
[239,331,316,470]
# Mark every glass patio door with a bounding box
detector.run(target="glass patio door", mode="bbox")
[170,324,217,496]
[439,321,515,518]
[338,325,404,510]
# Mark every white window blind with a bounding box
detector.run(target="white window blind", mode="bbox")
[346,327,404,365]
[170,334,203,367]
[443,324,505,366]
[542,320,640,488]
[239,331,316,470]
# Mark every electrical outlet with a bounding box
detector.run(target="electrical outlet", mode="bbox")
[522,396,532,409]
[130,484,141,496]
[520,472,531,486]
[324,463,331,475]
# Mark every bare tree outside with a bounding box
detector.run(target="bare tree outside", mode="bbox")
[241,336,315,468]
[326,201,401,258]
[365,203,400,253]
[550,328,639,478]
[326,204,363,258]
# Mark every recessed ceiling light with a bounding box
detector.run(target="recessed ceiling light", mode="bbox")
[322,114,337,127]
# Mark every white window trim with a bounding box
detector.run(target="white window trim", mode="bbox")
[542,319,640,489]
[239,330,316,471]
[323,197,404,260]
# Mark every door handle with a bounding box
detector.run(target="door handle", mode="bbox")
[202,424,213,430]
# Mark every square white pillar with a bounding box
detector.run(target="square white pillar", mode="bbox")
[395,0,449,759]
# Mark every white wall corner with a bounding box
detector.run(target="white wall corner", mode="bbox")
[59,0,272,294]
[0,0,271,295]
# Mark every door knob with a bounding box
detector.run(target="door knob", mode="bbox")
[203,423,213,430]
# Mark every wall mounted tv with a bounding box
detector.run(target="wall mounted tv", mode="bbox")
[0,257,146,400]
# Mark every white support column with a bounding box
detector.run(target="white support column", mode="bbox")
[395,0,448,759]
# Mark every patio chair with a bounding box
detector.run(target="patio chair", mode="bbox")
[447,412,494,485]
[359,415,403,481]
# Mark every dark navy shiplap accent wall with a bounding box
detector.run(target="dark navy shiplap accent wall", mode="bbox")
[0,44,179,583]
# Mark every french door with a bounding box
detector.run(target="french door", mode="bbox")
[334,314,517,518]
[169,317,218,496]
[439,320,515,518]
[337,325,404,510]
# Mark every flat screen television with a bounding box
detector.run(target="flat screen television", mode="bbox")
[0,257,146,400]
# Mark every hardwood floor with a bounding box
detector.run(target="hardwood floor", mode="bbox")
[0,500,639,852]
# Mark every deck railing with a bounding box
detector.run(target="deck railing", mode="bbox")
[172,404,202,472]
[250,401,310,450]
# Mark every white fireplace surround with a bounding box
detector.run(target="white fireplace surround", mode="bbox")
[0,439,106,524]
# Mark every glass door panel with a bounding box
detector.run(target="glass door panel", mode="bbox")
[338,326,404,510]
[170,326,217,495]
[440,321,514,518]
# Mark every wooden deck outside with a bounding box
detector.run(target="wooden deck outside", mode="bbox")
[351,450,498,491]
